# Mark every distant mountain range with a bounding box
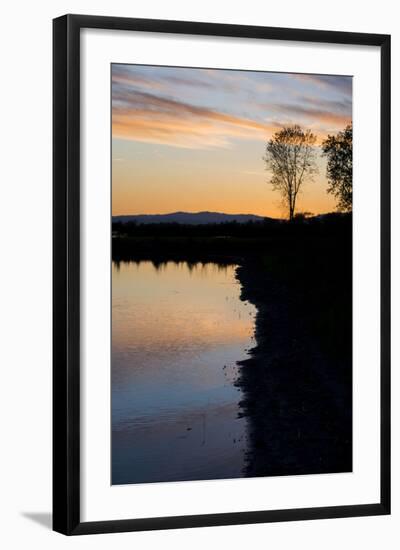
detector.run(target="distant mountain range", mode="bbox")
[112,211,272,225]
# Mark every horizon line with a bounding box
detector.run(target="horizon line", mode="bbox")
[112,210,277,217]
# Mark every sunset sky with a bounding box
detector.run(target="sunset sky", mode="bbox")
[112,64,352,218]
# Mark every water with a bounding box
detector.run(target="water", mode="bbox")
[112,260,257,485]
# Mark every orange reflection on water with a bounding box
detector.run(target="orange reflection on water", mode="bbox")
[112,260,257,484]
[112,261,256,364]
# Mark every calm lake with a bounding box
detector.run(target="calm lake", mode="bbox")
[112,260,257,484]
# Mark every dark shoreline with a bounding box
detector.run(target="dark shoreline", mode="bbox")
[235,260,352,477]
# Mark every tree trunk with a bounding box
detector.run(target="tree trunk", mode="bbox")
[289,199,295,221]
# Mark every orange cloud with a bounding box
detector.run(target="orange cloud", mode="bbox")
[113,90,280,149]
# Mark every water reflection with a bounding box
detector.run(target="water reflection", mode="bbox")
[112,260,256,484]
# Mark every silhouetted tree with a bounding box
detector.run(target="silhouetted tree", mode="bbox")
[263,125,317,220]
[321,124,352,212]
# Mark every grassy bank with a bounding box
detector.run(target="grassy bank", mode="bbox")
[235,252,352,477]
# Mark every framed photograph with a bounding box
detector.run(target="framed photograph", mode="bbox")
[53,14,390,535]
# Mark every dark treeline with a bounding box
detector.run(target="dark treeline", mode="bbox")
[112,212,349,237]
[112,213,351,265]
[112,213,347,239]
[112,218,279,238]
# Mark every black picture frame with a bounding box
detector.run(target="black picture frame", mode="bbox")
[53,14,391,535]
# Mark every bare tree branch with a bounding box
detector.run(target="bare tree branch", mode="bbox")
[263,125,317,220]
